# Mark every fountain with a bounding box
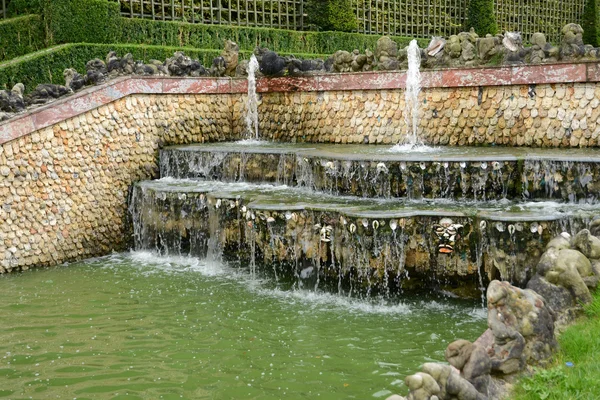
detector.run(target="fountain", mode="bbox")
[404,39,422,147]
[244,54,260,140]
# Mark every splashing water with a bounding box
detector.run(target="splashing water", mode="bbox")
[245,54,260,139]
[405,40,422,146]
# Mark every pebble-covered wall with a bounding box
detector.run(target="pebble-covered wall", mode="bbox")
[2,63,600,272]
[0,94,234,272]
[245,83,600,147]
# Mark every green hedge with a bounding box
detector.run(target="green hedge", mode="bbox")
[0,42,328,92]
[119,17,428,55]
[583,0,600,47]
[466,0,498,36]
[0,15,46,62]
[7,0,42,16]
[305,0,357,32]
[44,0,121,44]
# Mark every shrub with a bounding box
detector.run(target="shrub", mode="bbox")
[7,0,42,16]
[466,0,497,36]
[306,0,357,32]
[0,14,45,62]
[583,0,600,47]
[43,0,121,44]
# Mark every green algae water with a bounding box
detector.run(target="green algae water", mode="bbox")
[0,252,486,399]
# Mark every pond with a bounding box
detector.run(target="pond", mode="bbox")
[0,252,486,399]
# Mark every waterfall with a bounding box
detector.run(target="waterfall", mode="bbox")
[404,39,422,147]
[245,54,260,139]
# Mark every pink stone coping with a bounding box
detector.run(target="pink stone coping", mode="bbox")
[1,62,599,145]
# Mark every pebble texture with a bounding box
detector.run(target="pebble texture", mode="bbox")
[0,94,234,272]
[238,83,600,147]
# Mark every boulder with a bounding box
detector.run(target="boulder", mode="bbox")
[572,229,600,259]
[376,36,400,70]
[25,84,70,105]
[487,280,556,375]
[63,68,86,92]
[221,40,239,76]
[446,340,492,395]
[560,23,585,59]
[258,50,286,76]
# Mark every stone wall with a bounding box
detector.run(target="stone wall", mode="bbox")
[0,93,233,272]
[246,83,600,147]
[3,63,600,272]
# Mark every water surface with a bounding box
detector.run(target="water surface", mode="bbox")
[0,252,486,399]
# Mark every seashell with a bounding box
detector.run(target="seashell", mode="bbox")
[314,223,322,230]
[420,162,427,170]
[251,212,255,220]
[440,217,453,227]
[291,212,298,222]
[515,223,523,232]
[481,162,488,170]
[266,216,275,223]
[502,31,522,52]
[324,161,335,171]
[349,223,357,233]
[496,222,505,232]
[247,221,253,227]
[246,212,252,220]
[242,206,247,213]
[537,225,544,235]
[200,194,206,201]
[560,232,571,239]
[362,219,369,228]
[340,216,347,225]
[426,36,446,57]
[372,220,380,230]
[530,222,539,233]
[508,224,516,235]
[460,162,467,169]
[399,218,406,228]
[215,199,222,209]
[400,162,407,170]
[229,201,236,209]
[443,162,449,168]
[492,161,501,170]
[285,211,292,220]
[480,220,487,230]
[376,162,389,174]
[390,220,398,231]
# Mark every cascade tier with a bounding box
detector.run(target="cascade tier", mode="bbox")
[160,143,600,202]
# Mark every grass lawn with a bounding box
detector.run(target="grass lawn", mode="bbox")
[512,289,600,400]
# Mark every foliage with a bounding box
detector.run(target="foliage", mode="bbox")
[0,14,45,62]
[7,0,41,16]
[306,0,357,32]
[513,289,600,400]
[466,0,497,36]
[43,0,121,44]
[119,17,426,55]
[0,42,327,93]
[583,0,600,47]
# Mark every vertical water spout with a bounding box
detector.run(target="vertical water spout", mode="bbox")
[246,54,260,139]
[404,39,422,146]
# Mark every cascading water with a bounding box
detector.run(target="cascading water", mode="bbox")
[390,40,431,153]
[245,54,260,140]
[404,39,422,147]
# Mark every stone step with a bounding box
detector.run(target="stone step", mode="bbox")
[129,178,598,296]
[160,142,600,202]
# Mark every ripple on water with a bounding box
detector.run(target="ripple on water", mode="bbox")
[0,252,487,399]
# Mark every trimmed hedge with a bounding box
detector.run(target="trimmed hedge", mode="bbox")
[306,0,357,33]
[119,17,428,55]
[466,0,497,36]
[583,0,600,47]
[0,14,46,62]
[0,42,328,92]
[7,0,42,16]
[44,0,121,44]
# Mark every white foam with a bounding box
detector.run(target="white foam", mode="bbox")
[388,143,438,153]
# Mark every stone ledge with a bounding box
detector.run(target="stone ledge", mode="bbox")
[2,62,600,145]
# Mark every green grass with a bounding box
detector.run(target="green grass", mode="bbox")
[512,289,600,400]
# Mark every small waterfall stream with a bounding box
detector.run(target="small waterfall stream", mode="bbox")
[404,39,422,147]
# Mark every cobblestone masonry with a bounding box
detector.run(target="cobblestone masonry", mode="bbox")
[0,94,234,272]
[3,64,600,272]
[235,83,600,147]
